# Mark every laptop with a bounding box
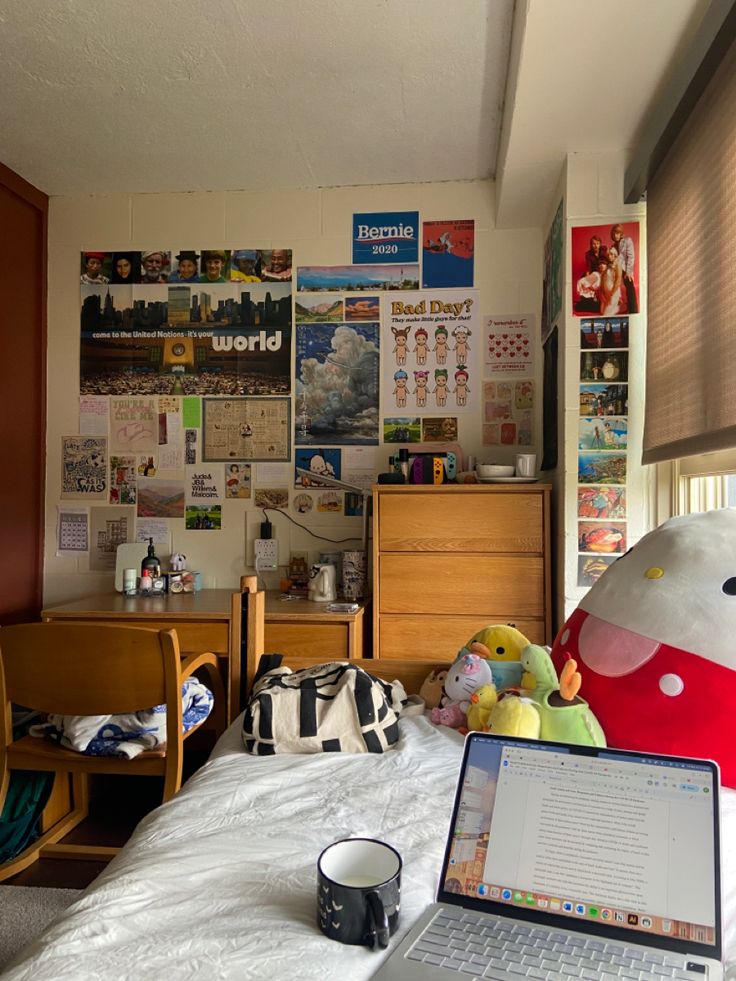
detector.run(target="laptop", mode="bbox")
[373,732,723,980]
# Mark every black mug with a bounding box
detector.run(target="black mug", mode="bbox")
[317,837,402,948]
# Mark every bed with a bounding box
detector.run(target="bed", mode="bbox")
[2,655,736,980]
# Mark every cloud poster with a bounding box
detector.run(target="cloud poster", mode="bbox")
[295,322,380,445]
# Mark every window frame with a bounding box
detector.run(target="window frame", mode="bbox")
[654,448,736,523]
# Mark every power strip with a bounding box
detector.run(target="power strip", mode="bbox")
[254,538,278,570]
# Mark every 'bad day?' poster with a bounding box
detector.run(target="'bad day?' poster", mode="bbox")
[382,290,480,415]
[79,281,292,397]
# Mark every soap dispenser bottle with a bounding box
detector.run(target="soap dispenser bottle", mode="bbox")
[141,537,161,578]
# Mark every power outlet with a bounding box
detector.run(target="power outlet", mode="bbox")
[254,538,278,570]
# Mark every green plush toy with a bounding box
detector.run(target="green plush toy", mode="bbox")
[521,644,606,747]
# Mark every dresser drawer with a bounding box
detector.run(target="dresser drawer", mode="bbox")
[378,492,543,552]
[378,554,544,616]
[379,615,548,659]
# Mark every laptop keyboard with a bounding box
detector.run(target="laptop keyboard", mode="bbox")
[405,907,706,979]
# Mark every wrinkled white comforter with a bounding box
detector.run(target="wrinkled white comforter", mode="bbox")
[2,717,735,979]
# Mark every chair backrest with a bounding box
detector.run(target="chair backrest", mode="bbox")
[0,622,182,717]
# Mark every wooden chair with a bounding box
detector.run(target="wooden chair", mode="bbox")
[0,621,227,881]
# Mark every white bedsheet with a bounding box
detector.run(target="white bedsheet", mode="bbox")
[2,717,735,980]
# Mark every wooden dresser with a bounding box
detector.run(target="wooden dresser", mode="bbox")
[371,483,552,660]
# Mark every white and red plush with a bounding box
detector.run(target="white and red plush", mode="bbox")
[551,508,736,786]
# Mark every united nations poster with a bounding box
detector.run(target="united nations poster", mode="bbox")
[80,282,292,397]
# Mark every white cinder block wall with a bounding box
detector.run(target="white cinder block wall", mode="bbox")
[43,179,545,609]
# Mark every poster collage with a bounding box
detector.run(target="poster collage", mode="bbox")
[572,221,639,587]
[62,213,534,569]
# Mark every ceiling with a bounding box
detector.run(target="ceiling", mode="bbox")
[0,0,710,226]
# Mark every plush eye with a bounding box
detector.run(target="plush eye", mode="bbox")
[722,577,736,596]
[495,647,505,655]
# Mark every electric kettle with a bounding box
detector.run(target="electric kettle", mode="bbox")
[308,563,337,602]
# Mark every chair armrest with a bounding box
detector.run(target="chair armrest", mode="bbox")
[180,650,219,679]
[180,651,227,735]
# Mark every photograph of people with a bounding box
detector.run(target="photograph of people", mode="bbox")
[80,251,109,285]
[110,251,141,284]
[610,223,638,313]
[199,249,229,283]
[571,221,639,317]
[260,248,292,281]
[140,250,170,283]
[169,250,200,283]
[230,249,261,282]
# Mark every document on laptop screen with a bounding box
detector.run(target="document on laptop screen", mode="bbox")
[443,738,718,947]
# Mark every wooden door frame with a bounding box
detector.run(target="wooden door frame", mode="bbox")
[0,161,48,618]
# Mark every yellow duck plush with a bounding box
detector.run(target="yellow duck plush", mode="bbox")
[466,684,498,731]
[485,693,541,738]
[463,624,536,692]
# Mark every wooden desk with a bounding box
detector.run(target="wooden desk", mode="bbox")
[264,593,368,662]
[41,590,369,720]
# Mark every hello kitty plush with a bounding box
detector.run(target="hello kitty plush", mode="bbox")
[430,653,495,729]
[551,509,736,786]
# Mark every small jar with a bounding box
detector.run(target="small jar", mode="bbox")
[123,568,137,596]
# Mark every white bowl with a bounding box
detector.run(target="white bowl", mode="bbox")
[476,463,515,478]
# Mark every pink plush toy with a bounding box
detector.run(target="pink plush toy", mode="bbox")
[551,509,736,787]
[430,653,495,729]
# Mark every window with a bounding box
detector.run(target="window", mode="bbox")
[659,447,736,518]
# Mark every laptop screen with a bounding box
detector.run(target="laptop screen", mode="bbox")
[438,733,721,956]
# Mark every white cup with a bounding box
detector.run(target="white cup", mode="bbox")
[515,453,537,478]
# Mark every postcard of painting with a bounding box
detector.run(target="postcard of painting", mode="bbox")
[294,447,341,487]
[577,554,618,587]
[295,295,344,323]
[137,478,185,518]
[578,451,627,484]
[579,317,629,350]
[383,417,421,443]
[422,219,474,288]
[578,383,628,417]
[225,463,251,499]
[577,485,627,520]
[578,520,627,554]
[295,322,379,445]
[109,455,137,505]
[297,264,419,292]
[578,417,628,451]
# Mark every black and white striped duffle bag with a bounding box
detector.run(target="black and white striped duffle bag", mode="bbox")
[242,660,422,755]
